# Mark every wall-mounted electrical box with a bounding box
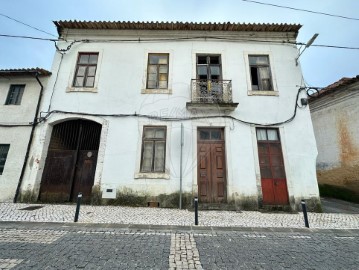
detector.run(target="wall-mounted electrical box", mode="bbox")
[102,186,117,199]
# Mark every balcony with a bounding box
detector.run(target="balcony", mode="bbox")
[186,79,238,111]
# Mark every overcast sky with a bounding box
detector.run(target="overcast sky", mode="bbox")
[0,0,358,87]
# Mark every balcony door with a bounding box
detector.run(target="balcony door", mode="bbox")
[196,55,222,102]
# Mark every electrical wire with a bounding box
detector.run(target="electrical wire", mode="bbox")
[0,34,57,41]
[2,33,359,51]
[0,13,58,37]
[47,54,64,111]
[241,0,359,21]
[36,87,308,127]
[3,86,320,128]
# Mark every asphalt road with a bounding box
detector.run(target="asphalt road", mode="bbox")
[0,222,358,270]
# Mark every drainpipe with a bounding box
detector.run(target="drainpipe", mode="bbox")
[179,123,184,209]
[13,72,44,202]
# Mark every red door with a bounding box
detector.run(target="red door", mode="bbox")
[257,128,289,205]
[198,128,226,203]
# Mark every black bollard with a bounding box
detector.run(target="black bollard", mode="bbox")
[194,197,198,225]
[74,192,83,222]
[301,200,310,228]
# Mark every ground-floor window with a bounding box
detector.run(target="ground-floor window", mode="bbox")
[0,144,10,175]
[140,126,167,173]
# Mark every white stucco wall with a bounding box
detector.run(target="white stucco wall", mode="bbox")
[21,29,319,209]
[0,77,47,202]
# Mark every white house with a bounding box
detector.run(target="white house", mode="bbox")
[0,68,51,202]
[309,76,359,198]
[18,21,320,211]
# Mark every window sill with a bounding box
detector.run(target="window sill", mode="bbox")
[66,87,98,93]
[134,172,170,179]
[247,90,279,96]
[141,89,172,94]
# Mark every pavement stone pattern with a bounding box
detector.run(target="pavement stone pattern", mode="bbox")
[0,229,67,244]
[0,222,358,269]
[0,226,171,269]
[169,233,202,270]
[0,259,23,270]
[194,231,359,270]
[1,203,358,229]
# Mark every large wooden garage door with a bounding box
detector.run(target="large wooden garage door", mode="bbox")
[256,128,289,205]
[39,120,102,203]
[197,128,226,203]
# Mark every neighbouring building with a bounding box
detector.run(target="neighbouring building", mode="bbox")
[309,75,359,197]
[16,21,320,211]
[0,68,51,202]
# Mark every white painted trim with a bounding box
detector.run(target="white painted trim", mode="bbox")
[243,51,278,94]
[142,50,174,94]
[31,114,109,195]
[191,49,227,80]
[134,120,172,179]
[67,49,104,92]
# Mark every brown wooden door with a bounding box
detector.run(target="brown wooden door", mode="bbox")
[40,150,76,202]
[198,128,226,203]
[257,128,289,205]
[39,120,102,203]
[71,150,98,202]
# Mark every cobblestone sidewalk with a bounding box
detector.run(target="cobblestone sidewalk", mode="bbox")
[0,203,358,229]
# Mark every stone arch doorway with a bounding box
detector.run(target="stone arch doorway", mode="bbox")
[39,119,102,203]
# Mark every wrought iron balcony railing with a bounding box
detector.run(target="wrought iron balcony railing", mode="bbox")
[191,79,233,103]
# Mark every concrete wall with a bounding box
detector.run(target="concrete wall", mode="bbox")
[310,85,359,194]
[20,30,320,209]
[0,77,46,202]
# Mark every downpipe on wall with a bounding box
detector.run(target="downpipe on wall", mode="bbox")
[13,73,44,202]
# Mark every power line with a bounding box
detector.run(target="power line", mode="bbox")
[0,13,57,37]
[0,34,57,41]
[242,0,359,21]
[1,33,359,50]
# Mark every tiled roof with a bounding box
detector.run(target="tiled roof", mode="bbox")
[314,75,359,98]
[54,21,301,36]
[0,68,51,77]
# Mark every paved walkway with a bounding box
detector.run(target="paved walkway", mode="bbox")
[1,203,358,229]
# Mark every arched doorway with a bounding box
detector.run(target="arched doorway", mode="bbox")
[39,119,102,203]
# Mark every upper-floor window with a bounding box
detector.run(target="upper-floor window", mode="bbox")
[196,55,222,81]
[146,54,169,89]
[73,53,99,88]
[0,144,10,175]
[5,85,25,105]
[249,55,273,91]
[140,126,166,173]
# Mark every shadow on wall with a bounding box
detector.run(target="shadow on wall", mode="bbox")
[319,184,359,204]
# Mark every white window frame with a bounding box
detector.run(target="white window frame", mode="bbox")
[67,50,103,93]
[243,52,278,96]
[142,50,173,94]
[134,121,172,179]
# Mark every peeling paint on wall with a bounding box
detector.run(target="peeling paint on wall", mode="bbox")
[338,115,359,165]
